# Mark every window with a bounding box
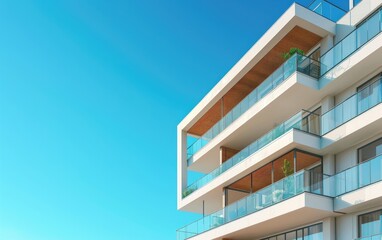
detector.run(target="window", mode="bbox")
[262,223,323,240]
[358,138,382,163]
[357,74,382,114]
[359,210,382,238]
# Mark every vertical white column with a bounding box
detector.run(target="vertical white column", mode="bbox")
[177,128,188,207]
[320,34,334,82]
[320,34,334,54]
[323,217,336,240]
[321,95,335,137]
[323,154,335,175]
[349,0,354,10]
[323,154,335,196]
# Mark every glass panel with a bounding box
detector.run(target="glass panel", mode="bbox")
[359,210,382,237]
[359,138,382,163]
[359,160,371,187]
[368,13,380,40]
[345,166,358,192]
[308,0,346,22]
[342,31,357,64]
[321,8,382,75]
[370,155,382,183]
[321,78,382,135]
[297,229,303,240]
[306,223,323,239]
[277,235,286,240]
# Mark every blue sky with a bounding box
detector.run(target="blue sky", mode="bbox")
[0,0,348,239]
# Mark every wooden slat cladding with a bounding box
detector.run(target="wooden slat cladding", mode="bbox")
[188,26,321,136]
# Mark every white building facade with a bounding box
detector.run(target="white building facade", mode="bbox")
[177,0,382,239]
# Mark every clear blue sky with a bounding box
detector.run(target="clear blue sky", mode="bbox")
[0,0,348,239]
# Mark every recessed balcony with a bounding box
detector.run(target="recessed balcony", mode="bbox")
[182,1,341,163]
[178,153,382,240]
[187,54,321,162]
[183,110,321,199]
[177,168,333,240]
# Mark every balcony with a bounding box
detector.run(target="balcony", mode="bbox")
[178,154,382,240]
[183,110,320,198]
[323,154,382,197]
[328,154,382,213]
[178,169,331,240]
[187,54,320,162]
[321,7,382,80]
[308,0,347,22]
[321,77,382,135]
[183,75,382,202]
[184,1,345,162]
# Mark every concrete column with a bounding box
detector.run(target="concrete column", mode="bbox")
[323,154,336,175]
[319,34,334,82]
[222,188,227,208]
[321,95,335,137]
[320,34,334,56]
[321,95,335,113]
[323,217,336,240]
[177,129,188,205]
[323,154,335,196]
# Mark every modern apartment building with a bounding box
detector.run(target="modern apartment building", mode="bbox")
[176,0,382,239]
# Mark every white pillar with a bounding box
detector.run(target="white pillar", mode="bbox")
[323,217,336,240]
[177,128,188,207]
[320,34,334,54]
[323,154,336,175]
[321,95,335,136]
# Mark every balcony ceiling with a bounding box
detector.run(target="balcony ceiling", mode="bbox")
[188,26,322,136]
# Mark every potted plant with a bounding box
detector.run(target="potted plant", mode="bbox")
[282,48,305,77]
[281,159,294,198]
[182,186,197,198]
[282,47,304,60]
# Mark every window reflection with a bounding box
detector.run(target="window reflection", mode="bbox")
[261,223,323,240]
[359,210,382,238]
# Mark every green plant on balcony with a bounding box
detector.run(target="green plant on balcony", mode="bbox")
[182,186,197,198]
[282,159,294,177]
[281,159,295,198]
[282,47,304,60]
[281,48,305,76]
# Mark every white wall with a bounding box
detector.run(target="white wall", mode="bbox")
[336,205,382,240]
[336,0,382,44]
[335,132,382,173]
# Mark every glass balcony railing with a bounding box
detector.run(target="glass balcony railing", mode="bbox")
[321,78,382,135]
[308,0,347,22]
[187,54,320,161]
[178,169,325,240]
[179,155,382,240]
[183,110,320,198]
[184,21,382,198]
[356,233,382,240]
[323,154,382,197]
[321,7,382,75]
